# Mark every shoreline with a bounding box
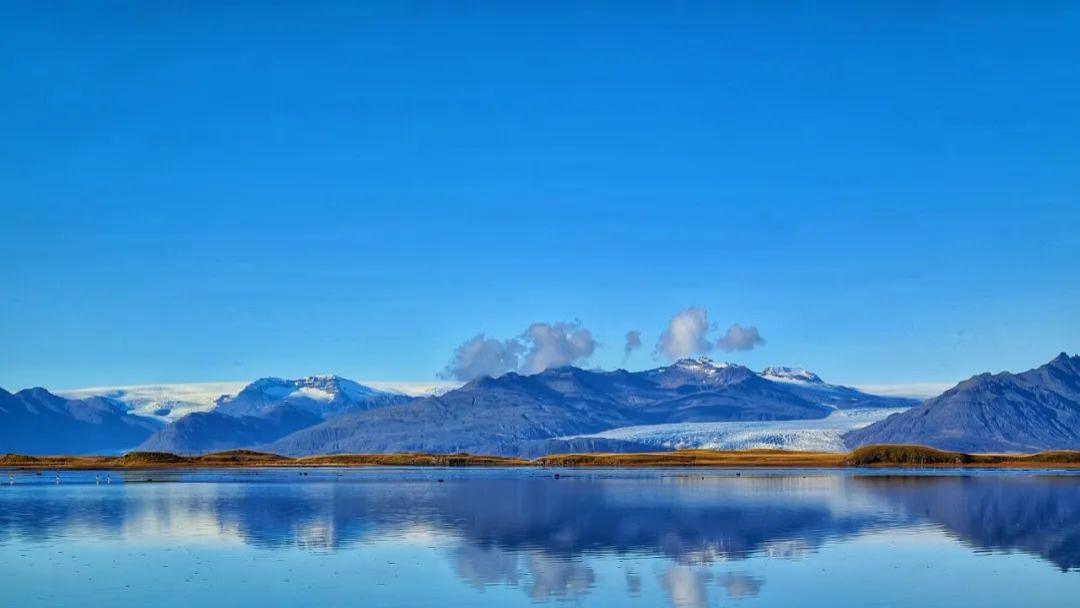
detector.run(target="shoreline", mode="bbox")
[3,446,1080,470]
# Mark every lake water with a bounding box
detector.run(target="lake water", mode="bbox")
[1,468,1079,607]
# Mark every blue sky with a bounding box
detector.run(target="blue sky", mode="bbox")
[2,2,1078,390]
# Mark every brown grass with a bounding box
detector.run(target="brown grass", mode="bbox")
[535,449,846,468]
[2,445,1080,470]
[295,453,528,467]
[844,445,972,466]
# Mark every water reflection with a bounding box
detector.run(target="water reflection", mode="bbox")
[854,475,1080,571]
[1,469,1079,606]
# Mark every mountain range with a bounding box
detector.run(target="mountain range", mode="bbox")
[1,358,915,456]
[845,353,1080,453]
[0,387,160,455]
[137,376,413,454]
[10,353,1080,457]
[261,359,916,457]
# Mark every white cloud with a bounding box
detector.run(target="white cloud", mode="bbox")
[715,323,765,352]
[442,321,598,381]
[520,321,597,375]
[656,308,713,360]
[623,330,643,361]
[655,310,766,360]
[440,334,525,381]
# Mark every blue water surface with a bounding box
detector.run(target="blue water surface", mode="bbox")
[1,468,1078,607]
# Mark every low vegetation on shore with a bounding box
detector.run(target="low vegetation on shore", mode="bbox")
[3,445,1080,470]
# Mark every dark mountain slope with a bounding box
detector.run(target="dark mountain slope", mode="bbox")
[136,407,323,455]
[0,387,160,455]
[264,361,839,456]
[845,353,1080,453]
[135,376,411,454]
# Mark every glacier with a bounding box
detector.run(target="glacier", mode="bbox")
[563,407,908,452]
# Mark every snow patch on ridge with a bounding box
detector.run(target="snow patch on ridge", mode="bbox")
[60,382,246,421]
[760,366,823,385]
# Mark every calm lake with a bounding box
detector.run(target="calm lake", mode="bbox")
[1,468,1078,607]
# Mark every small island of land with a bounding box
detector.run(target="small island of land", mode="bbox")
[3,445,1080,470]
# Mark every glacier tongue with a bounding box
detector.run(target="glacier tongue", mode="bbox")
[563,408,907,453]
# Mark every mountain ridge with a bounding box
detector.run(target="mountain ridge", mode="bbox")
[263,359,915,457]
[135,376,412,454]
[845,353,1080,453]
[0,387,161,455]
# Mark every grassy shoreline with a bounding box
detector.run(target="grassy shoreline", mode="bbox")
[3,445,1080,470]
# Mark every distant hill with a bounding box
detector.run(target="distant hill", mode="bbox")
[136,408,324,455]
[845,353,1080,453]
[0,387,160,455]
[264,359,916,457]
[135,376,411,454]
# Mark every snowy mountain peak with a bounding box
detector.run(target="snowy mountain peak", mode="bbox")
[215,375,411,419]
[244,375,379,403]
[673,357,735,372]
[760,366,824,385]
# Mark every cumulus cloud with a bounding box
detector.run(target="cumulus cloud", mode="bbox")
[655,308,713,360]
[655,309,766,360]
[520,321,597,375]
[715,323,765,352]
[442,321,597,381]
[441,334,524,381]
[623,330,643,361]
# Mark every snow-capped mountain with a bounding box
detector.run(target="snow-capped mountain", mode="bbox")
[60,378,449,422]
[17,359,918,457]
[760,366,824,384]
[262,359,916,457]
[755,363,918,410]
[214,375,412,419]
[61,382,246,421]
[134,376,414,454]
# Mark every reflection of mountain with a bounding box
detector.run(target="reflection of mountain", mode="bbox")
[429,475,878,561]
[855,475,1080,571]
[0,473,879,557]
[2,471,1079,599]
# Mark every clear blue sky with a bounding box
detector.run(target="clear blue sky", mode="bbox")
[2,1,1078,390]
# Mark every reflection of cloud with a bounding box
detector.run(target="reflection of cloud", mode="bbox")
[662,567,765,606]
[662,566,712,608]
[454,544,520,589]
[526,554,595,600]
[763,539,813,559]
[295,520,336,551]
[717,572,765,599]
[625,571,643,595]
